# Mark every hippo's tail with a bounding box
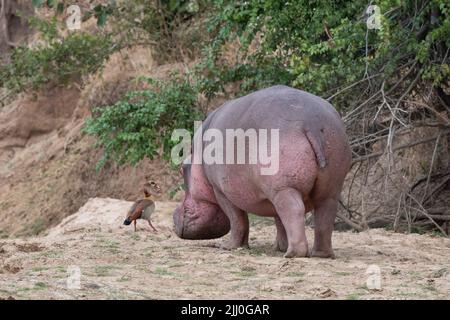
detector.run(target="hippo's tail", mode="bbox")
[305,129,327,169]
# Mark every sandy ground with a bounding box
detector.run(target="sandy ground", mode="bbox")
[0,198,449,300]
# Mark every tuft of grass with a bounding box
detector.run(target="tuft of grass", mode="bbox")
[287,271,305,278]
[346,293,360,300]
[431,231,450,238]
[131,234,141,241]
[232,266,257,277]
[94,238,121,254]
[233,246,267,257]
[56,266,66,273]
[40,250,63,258]
[169,263,186,268]
[248,214,273,227]
[0,229,8,239]
[422,282,437,292]
[34,282,48,290]
[117,275,132,282]
[410,226,428,235]
[19,218,48,236]
[154,267,174,276]
[248,247,267,256]
[94,265,116,277]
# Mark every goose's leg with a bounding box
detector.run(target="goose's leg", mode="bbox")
[148,220,157,232]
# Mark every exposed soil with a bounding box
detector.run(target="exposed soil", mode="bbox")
[0,198,448,300]
[0,46,183,237]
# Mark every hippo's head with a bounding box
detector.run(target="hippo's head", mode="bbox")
[173,162,230,239]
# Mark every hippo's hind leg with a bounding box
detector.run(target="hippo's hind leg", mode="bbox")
[214,190,249,250]
[274,216,288,252]
[272,188,308,258]
[311,197,338,258]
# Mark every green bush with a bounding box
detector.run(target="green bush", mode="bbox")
[0,18,115,93]
[199,0,449,112]
[83,77,202,168]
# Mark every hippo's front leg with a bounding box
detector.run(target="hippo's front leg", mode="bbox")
[272,188,309,258]
[214,190,249,250]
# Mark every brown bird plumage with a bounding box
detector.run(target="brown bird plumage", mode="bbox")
[124,181,161,232]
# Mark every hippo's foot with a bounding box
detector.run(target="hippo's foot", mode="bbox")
[283,243,309,258]
[311,248,335,259]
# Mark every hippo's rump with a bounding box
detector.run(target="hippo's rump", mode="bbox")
[206,85,348,169]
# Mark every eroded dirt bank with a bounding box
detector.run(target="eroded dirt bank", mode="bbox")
[0,198,449,299]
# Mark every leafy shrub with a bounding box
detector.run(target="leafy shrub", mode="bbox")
[83,77,202,168]
[0,17,115,92]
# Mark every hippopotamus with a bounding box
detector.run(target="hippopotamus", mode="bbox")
[173,85,351,258]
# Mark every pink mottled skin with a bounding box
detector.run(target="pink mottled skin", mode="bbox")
[173,85,352,258]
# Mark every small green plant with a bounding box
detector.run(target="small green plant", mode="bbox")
[20,218,47,236]
[34,282,48,290]
[117,275,132,282]
[287,271,306,278]
[31,267,48,273]
[0,229,8,239]
[346,293,360,300]
[232,266,257,277]
[154,267,174,276]
[131,233,141,241]
[94,265,116,277]
[94,238,121,254]
[84,77,203,168]
[40,250,63,258]
[248,213,273,227]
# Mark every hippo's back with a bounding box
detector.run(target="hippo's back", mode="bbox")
[211,85,345,134]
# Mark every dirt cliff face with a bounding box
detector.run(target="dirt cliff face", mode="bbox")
[0,46,183,238]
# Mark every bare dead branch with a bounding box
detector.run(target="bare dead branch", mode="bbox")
[352,132,448,163]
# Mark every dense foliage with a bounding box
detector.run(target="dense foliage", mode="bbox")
[200,0,449,111]
[84,77,202,168]
[0,17,114,92]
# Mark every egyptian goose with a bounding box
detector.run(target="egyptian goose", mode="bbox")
[123,181,161,232]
